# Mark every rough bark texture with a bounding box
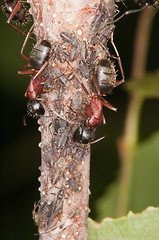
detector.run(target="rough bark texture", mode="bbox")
[28,0,118,239]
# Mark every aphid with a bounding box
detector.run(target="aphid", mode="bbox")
[78,60,90,79]
[19,25,51,80]
[54,43,67,63]
[2,0,29,35]
[60,32,78,47]
[73,125,95,144]
[34,201,55,229]
[91,13,103,38]
[46,187,65,230]
[27,100,45,117]
[50,157,67,185]
[33,187,65,232]
[69,47,77,62]
[66,172,82,192]
[54,119,69,147]
[79,41,88,61]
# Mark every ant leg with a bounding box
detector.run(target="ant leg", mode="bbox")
[102,113,106,124]
[7,22,26,36]
[21,24,34,61]
[6,1,35,40]
[110,32,125,83]
[100,96,117,111]
[91,71,101,96]
[106,5,147,24]
[6,1,25,36]
[18,64,36,75]
[32,61,48,80]
[115,79,125,87]
[90,135,106,144]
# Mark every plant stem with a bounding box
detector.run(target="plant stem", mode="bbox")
[28,0,100,239]
[116,7,155,217]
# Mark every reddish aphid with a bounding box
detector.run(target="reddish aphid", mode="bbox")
[2,0,29,35]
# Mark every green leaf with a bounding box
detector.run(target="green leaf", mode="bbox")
[125,69,159,98]
[96,132,159,219]
[95,182,118,220]
[88,207,159,240]
[129,131,159,212]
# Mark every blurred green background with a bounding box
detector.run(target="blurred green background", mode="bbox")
[0,1,159,239]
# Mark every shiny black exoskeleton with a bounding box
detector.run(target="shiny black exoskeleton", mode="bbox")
[96,59,117,95]
[27,100,45,116]
[73,126,95,144]
[30,40,51,69]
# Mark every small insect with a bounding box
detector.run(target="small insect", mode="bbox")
[27,100,45,117]
[33,201,55,229]
[33,187,65,232]
[66,176,81,192]
[54,43,67,63]
[18,25,51,80]
[78,60,90,79]
[60,32,78,47]
[2,0,29,35]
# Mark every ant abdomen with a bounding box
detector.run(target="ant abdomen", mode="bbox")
[96,59,117,95]
[30,40,51,69]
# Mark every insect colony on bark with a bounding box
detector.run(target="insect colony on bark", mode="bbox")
[2,0,156,238]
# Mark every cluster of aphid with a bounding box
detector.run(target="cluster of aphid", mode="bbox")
[2,0,158,237]
[2,0,158,144]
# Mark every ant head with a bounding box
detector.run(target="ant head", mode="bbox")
[73,125,95,144]
[27,100,45,117]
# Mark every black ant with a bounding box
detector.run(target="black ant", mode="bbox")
[107,0,158,24]
[73,125,96,144]
[27,100,45,117]
[2,0,30,36]
[18,25,51,81]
